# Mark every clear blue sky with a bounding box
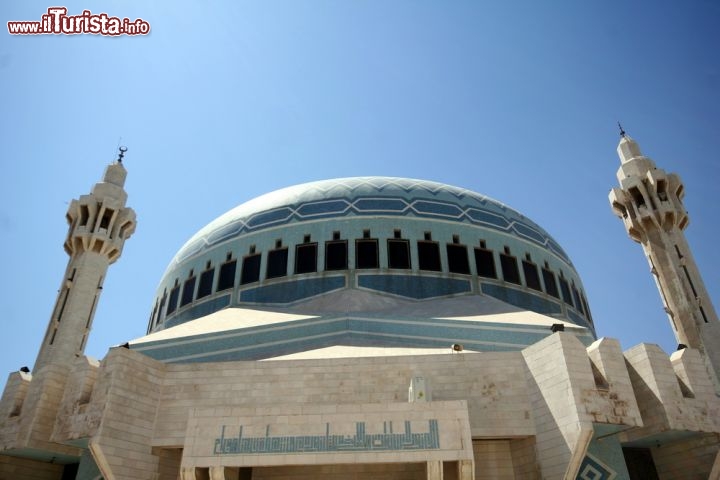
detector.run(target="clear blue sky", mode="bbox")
[1,1,718,377]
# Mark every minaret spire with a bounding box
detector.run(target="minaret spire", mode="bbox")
[32,150,136,374]
[608,134,720,386]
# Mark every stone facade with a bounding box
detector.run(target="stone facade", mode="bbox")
[2,332,720,479]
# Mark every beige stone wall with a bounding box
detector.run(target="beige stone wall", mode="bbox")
[156,448,183,480]
[621,344,720,445]
[57,332,656,479]
[669,348,720,431]
[52,356,99,444]
[509,437,538,479]
[585,338,642,425]
[7,364,79,458]
[0,455,63,480]
[472,440,514,480]
[651,434,719,480]
[251,462,426,480]
[153,350,534,450]
[522,333,595,478]
[8,331,714,479]
[89,347,167,480]
[0,372,30,449]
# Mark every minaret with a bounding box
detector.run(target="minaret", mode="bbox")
[609,129,720,383]
[33,148,136,374]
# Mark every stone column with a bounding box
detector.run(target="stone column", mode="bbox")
[210,466,239,480]
[426,460,443,480]
[180,467,197,480]
[458,459,474,480]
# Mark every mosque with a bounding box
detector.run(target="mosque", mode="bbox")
[0,134,718,480]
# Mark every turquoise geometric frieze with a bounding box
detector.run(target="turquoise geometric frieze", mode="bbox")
[213,419,440,455]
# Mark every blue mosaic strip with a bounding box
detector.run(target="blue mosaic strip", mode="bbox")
[481,282,595,336]
[348,318,547,348]
[567,308,594,332]
[481,283,562,316]
[358,274,471,299]
[165,294,231,329]
[213,420,439,455]
[173,178,571,265]
[239,276,346,304]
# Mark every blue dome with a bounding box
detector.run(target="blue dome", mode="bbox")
[170,177,571,267]
[145,177,595,355]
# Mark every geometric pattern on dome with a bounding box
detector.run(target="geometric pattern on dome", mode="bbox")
[173,177,570,265]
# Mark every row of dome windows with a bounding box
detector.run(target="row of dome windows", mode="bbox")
[151,230,592,327]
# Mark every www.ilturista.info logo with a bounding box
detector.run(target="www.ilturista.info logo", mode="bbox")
[8,7,150,36]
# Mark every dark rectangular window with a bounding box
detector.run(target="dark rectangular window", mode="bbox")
[100,208,114,230]
[56,288,70,322]
[149,300,159,331]
[559,276,573,306]
[447,244,470,274]
[522,260,542,291]
[682,265,698,297]
[240,253,261,284]
[167,285,180,315]
[387,239,411,269]
[266,248,288,279]
[572,285,583,313]
[542,268,559,298]
[629,186,646,207]
[581,294,592,323]
[295,243,318,274]
[158,292,167,321]
[180,276,196,307]
[79,205,90,226]
[325,240,348,270]
[623,448,660,480]
[217,260,237,292]
[197,268,214,299]
[500,253,521,284]
[474,248,497,278]
[356,239,379,269]
[418,241,441,271]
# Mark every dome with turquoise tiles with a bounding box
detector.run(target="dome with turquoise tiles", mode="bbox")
[170,177,571,266]
[137,177,595,362]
